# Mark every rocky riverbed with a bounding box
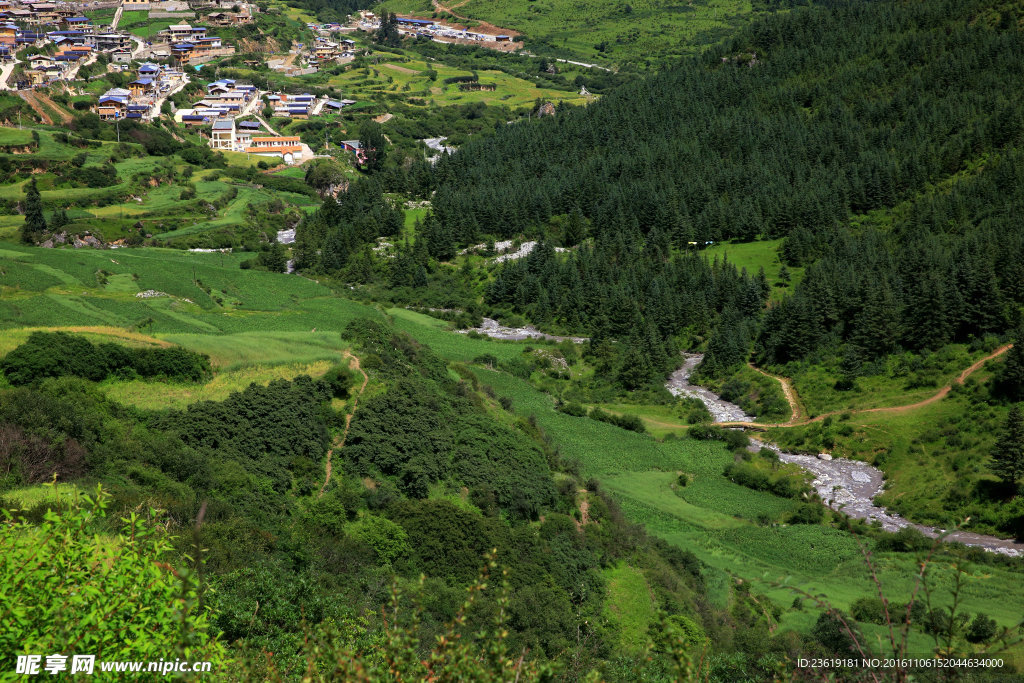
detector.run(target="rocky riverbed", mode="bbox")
[666,354,754,423]
[667,355,1024,557]
[459,317,588,343]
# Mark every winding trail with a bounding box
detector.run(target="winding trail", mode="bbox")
[318,350,369,497]
[718,344,1013,429]
[747,363,805,424]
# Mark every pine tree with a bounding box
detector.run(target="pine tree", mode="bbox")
[359,120,387,174]
[990,406,1024,487]
[993,334,1024,402]
[563,208,586,247]
[21,178,46,244]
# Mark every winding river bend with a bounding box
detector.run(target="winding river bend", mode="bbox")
[669,354,1024,558]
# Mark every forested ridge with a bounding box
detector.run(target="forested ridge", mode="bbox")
[424,0,1024,375]
[434,1,1022,243]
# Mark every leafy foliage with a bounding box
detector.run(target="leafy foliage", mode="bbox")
[1,332,212,385]
[0,486,226,663]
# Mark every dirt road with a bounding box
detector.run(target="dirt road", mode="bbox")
[431,0,519,37]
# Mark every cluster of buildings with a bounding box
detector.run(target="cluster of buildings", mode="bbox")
[266,90,354,119]
[96,63,185,120]
[0,1,97,27]
[355,11,514,44]
[0,10,134,72]
[177,77,257,123]
[305,36,355,66]
[158,23,234,66]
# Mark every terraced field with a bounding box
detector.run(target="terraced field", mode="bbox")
[379,0,758,65]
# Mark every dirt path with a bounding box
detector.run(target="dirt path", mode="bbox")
[748,363,805,424]
[575,488,590,531]
[30,91,72,125]
[431,0,519,37]
[319,351,369,497]
[718,344,1013,430]
[18,92,52,125]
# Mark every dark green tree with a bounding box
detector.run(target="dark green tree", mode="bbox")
[358,120,387,174]
[993,335,1024,402]
[258,242,288,273]
[21,178,46,244]
[990,406,1024,487]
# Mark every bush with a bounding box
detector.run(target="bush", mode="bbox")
[788,503,824,525]
[322,364,357,399]
[966,613,997,643]
[1,332,212,385]
[587,407,646,433]
[688,424,748,450]
[875,526,933,553]
[0,485,227,662]
[557,401,587,417]
[850,596,887,625]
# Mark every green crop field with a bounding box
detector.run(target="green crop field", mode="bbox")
[0,244,383,335]
[0,128,34,146]
[104,359,334,411]
[326,57,588,109]
[119,11,176,38]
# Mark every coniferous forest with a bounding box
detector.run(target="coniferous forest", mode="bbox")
[298,0,1024,383]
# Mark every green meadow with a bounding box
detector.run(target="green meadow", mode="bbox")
[702,238,803,302]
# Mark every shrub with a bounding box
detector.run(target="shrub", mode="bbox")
[557,401,587,417]
[587,407,646,433]
[1,332,212,385]
[0,485,227,662]
[322,364,357,398]
[966,613,998,643]
[788,503,824,525]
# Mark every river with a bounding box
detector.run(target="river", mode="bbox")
[668,353,1024,558]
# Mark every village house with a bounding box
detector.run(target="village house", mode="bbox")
[4,8,32,23]
[0,22,16,46]
[207,9,252,26]
[94,33,132,51]
[245,136,303,164]
[97,87,130,120]
[60,16,90,31]
[129,77,157,99]
[165,23,207,42]
[15,30,45,47]
[125,103,150,119]
[210,118,234,150]
[28,53,56,69]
